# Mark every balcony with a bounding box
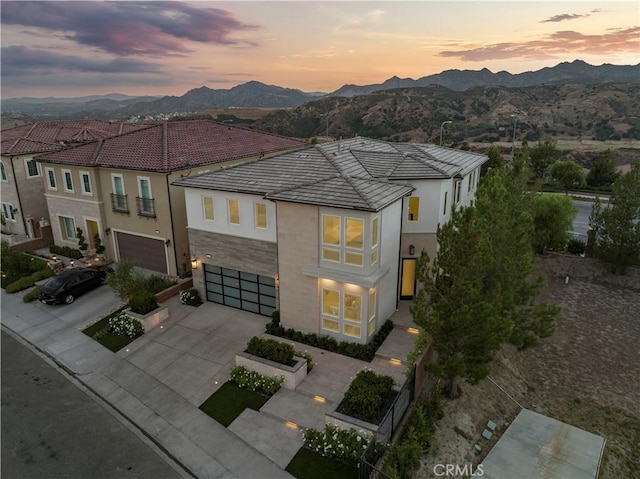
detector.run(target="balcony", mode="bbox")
[136,196,156,218]
[110,193,129,213]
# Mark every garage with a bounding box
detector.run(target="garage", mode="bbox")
[115,231,168,274]
[203,264,276,317]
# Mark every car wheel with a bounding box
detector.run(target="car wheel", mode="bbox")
[64,294,75,304]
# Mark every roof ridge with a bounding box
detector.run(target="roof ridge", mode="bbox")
[266,173,340,197]
[342,173,375,210]
[91,140,104,166]
[25,121,39,139]
[400,145,452,176]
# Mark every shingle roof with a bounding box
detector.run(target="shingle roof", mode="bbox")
[1,119,143,155]
[174,137,486,212]
[35,120,306,172]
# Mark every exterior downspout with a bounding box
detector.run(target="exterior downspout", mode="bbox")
[165,173,179,276]
[9,156,29,236]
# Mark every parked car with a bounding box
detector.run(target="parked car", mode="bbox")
[38,267,108,305]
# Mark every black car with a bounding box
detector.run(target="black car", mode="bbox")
[38,267,108,305]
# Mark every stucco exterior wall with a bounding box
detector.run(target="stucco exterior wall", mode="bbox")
[379,201,402,323]
[46,194,105,250]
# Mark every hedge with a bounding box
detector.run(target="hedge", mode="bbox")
[49,245,83,259]
[246,336,296,366]
[5,268,55,293]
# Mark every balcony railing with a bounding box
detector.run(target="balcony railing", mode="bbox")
[110,193,129,213]
[136,196,156,218]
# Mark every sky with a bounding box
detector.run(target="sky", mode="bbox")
[1,1,638,99]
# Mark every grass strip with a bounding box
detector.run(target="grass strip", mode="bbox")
[286,447,358,479]
[199,381,269,427]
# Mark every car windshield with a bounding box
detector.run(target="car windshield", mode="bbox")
[45,276,71,289]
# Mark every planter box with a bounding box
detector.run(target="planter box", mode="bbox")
[235,352,307,390]
[126,305,169,332]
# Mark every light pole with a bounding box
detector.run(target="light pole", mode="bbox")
[510,115,518,157]
[440,120,452,146]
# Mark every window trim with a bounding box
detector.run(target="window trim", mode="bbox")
[45,167,57,190]
[62,169,74,193]
[58,215,77,241]
[345,217,364,250]
[1,203,16,222]
[24,158,41,178]
[254,202,267,229]
[322,214,341,246]
[408,197,419,222]
[228,199,240,225]
[0,161,7,182]
[455,180,462,204]
[112,173,125,196]
[137,176,152,199]
[203,195,215,221]
[80,170,92,195]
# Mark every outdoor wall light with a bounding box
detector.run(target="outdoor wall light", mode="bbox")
[69,260,75,267]
[104,227,111,235]
[191,258,198,269]
[409,244,415,255]
[164,239,171,246]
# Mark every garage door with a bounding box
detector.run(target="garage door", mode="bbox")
[115,232,168,274]
[204,264,276,317]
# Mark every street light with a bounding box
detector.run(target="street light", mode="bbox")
[510,115,518,157]
[440,121,452,146]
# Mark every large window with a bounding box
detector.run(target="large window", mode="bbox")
[24,159,40,178]
[322,215,340,245]
[408,197,419,221]
[1,162,7,181]
[203,196,214,221]
[322,288,340,332]
[137,177,154,216]
[321,286,365,339]
[255,203,267,229]
[62,169,74,192]
[59,216,76,241]
[45,168,57,190]
[1,203,16,222]
[111,174,128,212]
[228,199,240,224]
[80,171,92,195]
[371,217,379,265]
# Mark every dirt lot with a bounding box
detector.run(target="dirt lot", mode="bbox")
[417,254,640,479]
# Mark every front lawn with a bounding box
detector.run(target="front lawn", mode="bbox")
[199,381,269,427]
[82,307,136,352]
[286,447,358,479]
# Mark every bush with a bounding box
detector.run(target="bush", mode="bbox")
[302,425,372,464]
[246,336,295,366]
[108,312,144,339]
[23,286,40,303]
[129,291,158,315]
[229,365,283,396]
[338,369,396,424]
[567,238,586,255]
[179,287,202,306]
[2,242,50,287]
[5,268,54,293]
[49,244,83,259]
[143,274,177,294]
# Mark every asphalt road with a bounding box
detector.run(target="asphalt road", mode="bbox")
[571,200,593,242]
[0,329,184,479]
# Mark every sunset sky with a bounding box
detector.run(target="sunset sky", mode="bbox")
[1,1,638,99]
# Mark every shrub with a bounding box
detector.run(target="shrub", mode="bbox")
[94,233,105,254]
[229,365,283,396]
[295,350,315,372]
[5,268,54,293]
[2,243,50,286]
[76,228,88,251]
[49,244,83,259]
[246,336,295,366]
[143,274,177,294]
[23,286,40,303]
[179,287,202,306]
[338,369,396,424]
[302,425,372,464]
[108,312,144,339]
[129,291,158,315]
[567,238,586,255]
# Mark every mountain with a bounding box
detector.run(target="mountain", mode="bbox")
[329,61,640,97]
[3,93,154,104]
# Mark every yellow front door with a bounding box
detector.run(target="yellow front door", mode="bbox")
[400,258,417,299]
[86,220,99,249]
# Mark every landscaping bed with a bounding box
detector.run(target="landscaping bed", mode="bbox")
[286,447,357,479]
[199,382,269,427]
[82,307,141,353]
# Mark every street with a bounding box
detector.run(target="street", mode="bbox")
[1,329,184,479]
[571,199,593,242]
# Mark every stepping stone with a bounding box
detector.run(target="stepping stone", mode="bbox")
[482,429,493,440]
[487,420,497,431]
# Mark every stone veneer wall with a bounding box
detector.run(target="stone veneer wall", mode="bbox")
[188,228,278,298]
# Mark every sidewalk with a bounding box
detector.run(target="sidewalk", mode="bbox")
[1,290,417,478]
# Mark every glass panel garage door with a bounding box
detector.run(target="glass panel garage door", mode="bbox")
[203,264,276,316]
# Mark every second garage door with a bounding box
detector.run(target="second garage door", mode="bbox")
[115,232,168,274]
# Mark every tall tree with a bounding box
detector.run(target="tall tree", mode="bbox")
[586,150,618,188]
[531,194,578,254]
[590,162,640,274]
[550,160,586,193]
[412,157,558,397]
[481,145,505,175]
[530,138,562,179]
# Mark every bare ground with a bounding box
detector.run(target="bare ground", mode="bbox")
[417,254,640,479]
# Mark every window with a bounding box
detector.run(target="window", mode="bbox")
[443,192,448,215]
[111,174,127,212]
[322,215,340,245]
[228,199,240,224]
[368,289,376,321]
[468,173,472,192]
[45,168,56,190]
[59,216,76,241]
[80,171,92,195]
[1,203,16,222]
[344,294,361,322]
[408,197,419,221]
[343,324,361,338]
[137,177,153,215]
[1,161,7,181]
[345,252,363,266]
[345,218,364,249]
[203,196,214,221]
[455,180,462,203]
[371,250,378,265]
[24,159,40,178]
[255,203,267,229]
[62,169,74,192]
[371,217,379,248]
[322,249,340,262]
[322,289,340,317]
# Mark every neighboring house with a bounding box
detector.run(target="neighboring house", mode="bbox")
[36,120,306,277]
[174,137,487,344]
[1,120,143,242]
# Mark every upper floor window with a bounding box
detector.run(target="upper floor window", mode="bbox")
[443,191,448,215]
[1,203,16,222]
[25,159,41,178]
[228,199,240,224]
[322,215,340,245]
[137,177,155,217]
[0,161,7,181]
[345,218,364,249]
[408,197,419,221]
[80,171,92,195]
[62,169,74,192]
[455,180,462,203]
[255,203,267,229]
[111,174,128,213]
[45,168,57,190]
[371,216,379,265]
[203,196,214,221]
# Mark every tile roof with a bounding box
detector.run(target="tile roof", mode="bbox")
[1,119,143,155]
[35,120,306,172]
[174,137,486,212]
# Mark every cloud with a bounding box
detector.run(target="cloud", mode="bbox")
[541,13,588,23]
[1,1,260,56]
[438,27,640,61]
[1,46,163,76]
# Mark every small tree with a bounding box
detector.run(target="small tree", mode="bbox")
[76,228,88,251]
[94,233,105,254]
[105,259,146,302]
[481,145,505,175]
[530,138,562,179]
[586,150,618,188]
[532,194,578,254]
[550,160,586,193]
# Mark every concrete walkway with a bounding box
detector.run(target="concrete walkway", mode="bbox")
[1,290,418,478]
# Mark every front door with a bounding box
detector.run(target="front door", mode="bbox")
[400,258,417,300]
[86,220,99,250]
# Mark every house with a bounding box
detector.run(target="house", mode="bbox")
[1,120,144,243]
[174,137,487,344]
[35,120,306,276]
